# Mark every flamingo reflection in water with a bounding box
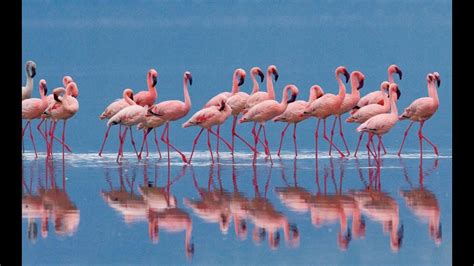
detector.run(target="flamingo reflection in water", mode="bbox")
[350,160,404,252]
[22,159,80,242]
[184,164,232,235]
[400,158,441,246]
[140,164,195,259]
[228,164,252,240]
[246,165,300,249]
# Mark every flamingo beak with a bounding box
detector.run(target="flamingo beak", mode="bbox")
[130,93,134,101]
[152,75,157,87]
[43,85,48,95]
[53,93,62,103]
[344,70,350,83]
[287,93,297,104]
[257,70,264,82]
[396,68,403,80]
[358,79,364,90]
[31,67,36,78]
[238,75,245,86]
[273,71,279,82]
[396,88,401,99]
[436,77,441,87]
[187,73,193,86]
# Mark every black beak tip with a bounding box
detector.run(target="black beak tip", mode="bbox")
[396,89,401,99]
[238,77,245,86]
[358,79,364,90]
[152,77,157,87]
[274,72,279,82]
[437,79,440,87]
[258,72,264,83]
[398,69,403,80]
[344,72,350,83]
[189,76,193,86]
[130,93,134,101]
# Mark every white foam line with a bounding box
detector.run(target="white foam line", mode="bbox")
[22,150,451,167]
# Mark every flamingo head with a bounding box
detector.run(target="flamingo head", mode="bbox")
[351,71,365,90]
[389,64,403,80]
[251,67,265,82]
[388,83,401,100]
[285,84,299,104]
[63,76,73,87]
[336,66,350,83]
[268,65,279,82]
[39,79,47,96]
[184,71,193,86]
[433,72,441,87]
[381,81,391,92]
[66,82,79,98]
[149,69,158,87]
[123,88,134,101]
[26,60,36,78]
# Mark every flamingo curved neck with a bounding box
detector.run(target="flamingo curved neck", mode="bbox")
[266,70,275,100]
[231,74,240,94]
[428,80,439,105]
[336,73,346,99]
[389,90,398,116]
[308,87,318,102]
[183,78,191,109]
[147,75,157,97]
[251,72,260,94]
[125,95,135,105]
[388,69,395,83]
[349,78,360,97]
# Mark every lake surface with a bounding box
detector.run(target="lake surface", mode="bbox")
[22,0,451,265]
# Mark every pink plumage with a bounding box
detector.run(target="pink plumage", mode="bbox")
[133,69,158,107]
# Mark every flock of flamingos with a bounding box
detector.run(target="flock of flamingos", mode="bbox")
[22,61,441,164]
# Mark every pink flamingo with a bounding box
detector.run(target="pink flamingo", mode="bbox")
[38,76,76,153]
[243,65,279,154]
[302,66,351,158]
[240,84,300,164]
[133,68,158,106]
[226,67,265,153]
[357,83,401,162]
[22,61,37,100]
[144,71,193,164]
[329,70,365,156]
[22,79,48,158]
[106,88,147,163]
[273,85,325,157]
[98,89,137,157]
[398,72,440,157]
[354,64,402,109]
[347,81,392,157]
[182,100,233,164]
[43,82,80,159]
[203,68,246,155]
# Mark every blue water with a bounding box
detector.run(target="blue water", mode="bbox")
[22,0,451,265]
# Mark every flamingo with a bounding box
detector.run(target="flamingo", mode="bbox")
[226,67,265,153]
[98,89,137,157]
[357,83,401,162]
[353,64,402,109]
[144,71,193,164]
[398,72,440,157]
[43,82,80,159]
[240,84,299,164]
[273,85,325,157]
[106,89,147,163]
[203,68,246,156]
[39,76,76,154]
[22,60,37,100]
[302,66,351,158]
[22,79,48,158]
[133,68,158,106]
[243,65,279,154]
[182,100,233,164]
[329,71,365,156]
[347,81,393,157]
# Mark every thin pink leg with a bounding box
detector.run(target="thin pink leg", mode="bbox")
[166,124,171,167]
[419,121,439,156]
[62,120,67,159]
[323,119,345,157]
[209,128,232,150]
[293,123,298,157]
[338,116,350,156]
[418,121,424,159]
[128,126,141,160]
[251,122,257,152]
[36,118,46,141]
[138,128,151,158]
[381,141,387,155]
[216,125,220,156]
[232,115,255,153]
[117,127,128,163]
[315,119,321,159]
[328,116,337,156]
[145,130,149,158]
[207,129,214,164]
[154,128,162,159]
[22,121,28,153]
[27,121,38,158]
[161,122,188,163]
[277,123,290,157]
[354,132,364,157]
[49,121,58,157]
[398,121,414,156]
[254,124,263,153]
[261,125,273,165]
[188,128,204,164]
[366,133,377,158]
[377,135,382,165]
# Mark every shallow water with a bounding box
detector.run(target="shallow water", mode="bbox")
[22,151,451,265]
